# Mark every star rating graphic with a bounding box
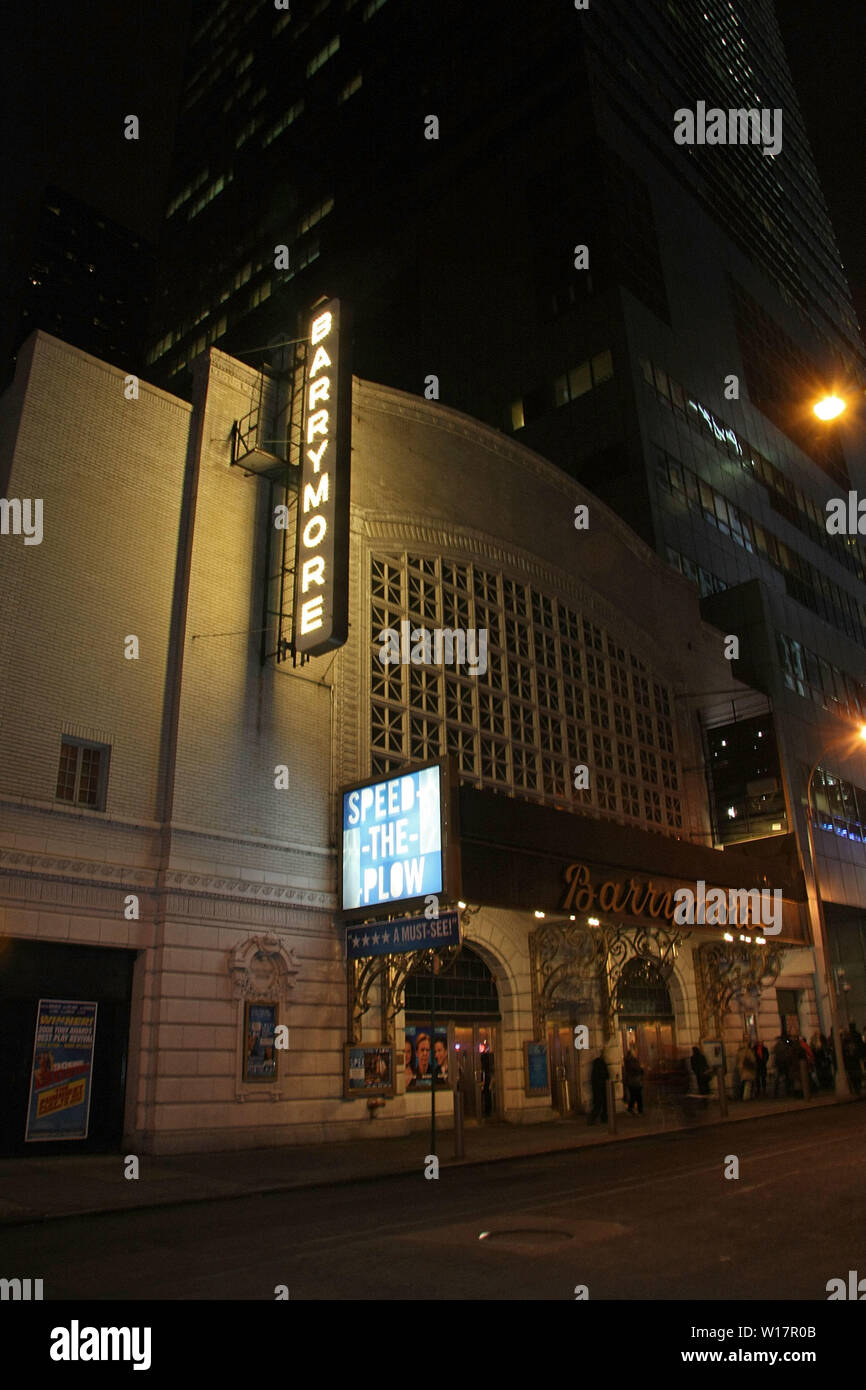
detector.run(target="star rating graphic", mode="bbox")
[372,931,380,945]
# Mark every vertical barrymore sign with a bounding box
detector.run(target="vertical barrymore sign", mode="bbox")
[293,297,351,656]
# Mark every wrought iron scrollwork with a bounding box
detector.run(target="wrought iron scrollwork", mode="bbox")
[349,946,463,1045]
[696,940,784,1036]
[530,924,606,1038]
[530,919,689,1039]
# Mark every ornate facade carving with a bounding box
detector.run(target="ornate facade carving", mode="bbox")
[0,848,333,920]
[228,934,301,1002]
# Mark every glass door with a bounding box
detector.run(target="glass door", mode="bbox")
[451,1024,500,1119]
[476,1024,498,1119]
[453,1025,478,1118]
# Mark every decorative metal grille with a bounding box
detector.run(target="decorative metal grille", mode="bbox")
[694,940,784,1037]
[530,919,689,1039]
[369,552,684,830]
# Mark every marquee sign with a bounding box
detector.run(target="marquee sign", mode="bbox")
[292,296,351,657]
[560,861,796,936]
[339,759,462,923]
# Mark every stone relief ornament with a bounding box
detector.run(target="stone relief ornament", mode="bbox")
[228,933,300,1002]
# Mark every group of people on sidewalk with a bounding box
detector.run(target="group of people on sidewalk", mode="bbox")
[586,1021,866,1124]
[715,1021,866,1100]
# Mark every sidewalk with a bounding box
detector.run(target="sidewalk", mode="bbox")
[0,1090,848,1227]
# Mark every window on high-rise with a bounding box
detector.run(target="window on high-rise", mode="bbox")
[307,35,340,77]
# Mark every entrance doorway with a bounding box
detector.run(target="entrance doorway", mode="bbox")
[0,938,135,1157]
[404,944,501,1121]
[453,1023,499,1119]
[616,958,682,1101]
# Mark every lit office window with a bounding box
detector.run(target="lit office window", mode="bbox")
[339,73,363,102]
[307,35,340,76]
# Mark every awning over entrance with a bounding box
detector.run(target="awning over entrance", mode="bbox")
[458,786,807,943]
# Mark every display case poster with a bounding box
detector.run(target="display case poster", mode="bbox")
[25,999,97,1142]
[404,1025,449,1089]
[344,1045,395,1097]
[244,1001,278,1081]
[524,1040,550,1096]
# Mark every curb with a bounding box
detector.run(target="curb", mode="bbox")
[0,1093,853,1230]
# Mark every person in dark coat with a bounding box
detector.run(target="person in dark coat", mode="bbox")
[690,1045,711,1094]
[588,1052,609,1124]
[773,1035,792,1097]
[753,1040,769,1097]
[624,1046,644,1115]
[815,1032,833,1089]
[843,1022,863,1095]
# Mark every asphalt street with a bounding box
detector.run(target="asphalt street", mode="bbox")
[4,1104,865,1302]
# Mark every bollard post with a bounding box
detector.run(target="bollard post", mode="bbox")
[453,1085,465,1158]
[453,1056,467,1156]
[799,1058,811,1101]
[716,1065,728,1118]
[606,1079,617,1134]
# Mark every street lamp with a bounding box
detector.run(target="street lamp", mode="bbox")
[813,379,866,421]
[803,722,866,1096]
[813,395,847,421]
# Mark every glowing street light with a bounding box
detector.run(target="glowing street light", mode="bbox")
[813,394,846,421]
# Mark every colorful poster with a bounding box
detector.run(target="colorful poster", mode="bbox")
[404,1025,449,1090]
[344,1045,394,1097]
[524,1041,550,1096]
[244,1001,278,1081]
[25,999,97,1142]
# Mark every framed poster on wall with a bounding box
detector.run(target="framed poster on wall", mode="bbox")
[25,999,98,1142]
[524,1040,550,1097]
[344,1044,395,1098]
[243,1001,279,1082]
[403,1025,450,1091]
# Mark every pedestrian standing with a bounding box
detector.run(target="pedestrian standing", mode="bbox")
[753,1039,768,1097]
[736,1041,757,1099]
[624,1046,644,1115]
[691,1045,711,1095]
[843,1021,863,1096]
[813,1033,832,1089]
[588,1051,609,1124]
[773,1035,792,1097]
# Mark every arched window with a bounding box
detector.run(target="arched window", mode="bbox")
[405,944,500,1020]
[615,957,673,1018]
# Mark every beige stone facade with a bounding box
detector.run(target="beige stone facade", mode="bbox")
[0,332,818,1156]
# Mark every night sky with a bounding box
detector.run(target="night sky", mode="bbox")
[3,0,865,334]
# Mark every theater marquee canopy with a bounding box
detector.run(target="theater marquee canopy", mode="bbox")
[457,787,807,943]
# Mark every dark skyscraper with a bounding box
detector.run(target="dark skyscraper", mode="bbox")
[2,186,155,388]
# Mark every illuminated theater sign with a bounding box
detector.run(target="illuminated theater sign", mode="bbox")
[340,760,462,923]
[293,296,351,656]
